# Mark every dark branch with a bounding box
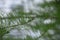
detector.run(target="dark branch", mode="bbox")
[0,15,57,19]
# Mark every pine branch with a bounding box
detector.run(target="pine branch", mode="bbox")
[35,30,48,40]
[0,17,35,29]
[0,15,57,19]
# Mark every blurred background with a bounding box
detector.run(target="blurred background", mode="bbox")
[0,0,60,40]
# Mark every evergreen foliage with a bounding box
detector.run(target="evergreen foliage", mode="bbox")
[0,0,60,40]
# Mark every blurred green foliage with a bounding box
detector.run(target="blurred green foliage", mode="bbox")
[0,0,60,40]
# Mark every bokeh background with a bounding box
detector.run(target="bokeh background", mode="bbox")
[0,0,60,40]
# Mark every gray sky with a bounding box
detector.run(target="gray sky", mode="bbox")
[0,0,53,13]
[0,0,44,13]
